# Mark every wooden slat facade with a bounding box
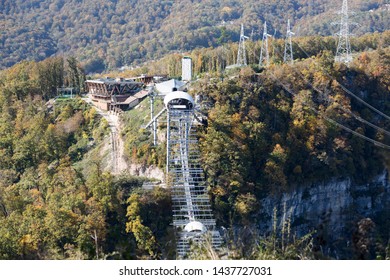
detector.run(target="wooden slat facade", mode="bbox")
[85,78,146,112]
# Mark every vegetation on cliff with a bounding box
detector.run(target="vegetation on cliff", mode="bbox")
[0,25,389,259]
[0,58,174,259]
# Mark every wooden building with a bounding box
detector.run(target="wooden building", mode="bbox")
[130,74,168,85]
[85,78,145,111]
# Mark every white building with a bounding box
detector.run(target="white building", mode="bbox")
[182,56,192,82]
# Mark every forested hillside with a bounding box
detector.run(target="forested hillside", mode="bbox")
[0,58,175,259]
[198,49,390,224]
[0,32,389,259]
[113,30,390,78]
[0,0,389,71]
[120,34,390,258]
[124,44,390,225]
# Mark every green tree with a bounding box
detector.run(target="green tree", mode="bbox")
[126,193,157,258]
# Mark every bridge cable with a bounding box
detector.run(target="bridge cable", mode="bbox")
[267,70,390,150]
[295,42,390,122]
[271,43,390,137]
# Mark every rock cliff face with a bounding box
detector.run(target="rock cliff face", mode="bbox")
[128,163,165,181]
[259,171,390,258]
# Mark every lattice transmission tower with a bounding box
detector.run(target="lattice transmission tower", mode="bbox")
[259,22,272,67]
[165,92,222,258]
[237,24,248,66]
[283,19,295,64]
[334,0,354,65]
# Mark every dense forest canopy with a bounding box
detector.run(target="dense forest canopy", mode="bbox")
[0,1,389,260]
[118,33,389,258]
[0,0,389,71]
[0,58,174,259]
[0,36,389,260]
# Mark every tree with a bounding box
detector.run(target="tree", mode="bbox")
[37,57,64,99]
[126,193,157,258]
[264,144,288,193]
[66,57,85,93]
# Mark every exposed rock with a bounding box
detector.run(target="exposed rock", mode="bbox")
[259,171,390,258]
[128,163,165,181]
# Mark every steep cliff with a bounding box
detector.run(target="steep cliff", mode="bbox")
[260,171,390,258]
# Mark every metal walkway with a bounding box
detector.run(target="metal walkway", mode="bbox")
[165,96,222,258]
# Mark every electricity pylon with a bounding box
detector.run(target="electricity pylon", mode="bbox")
[237,24,248,66]
[259,21,272,67]
[283,19,295,64]
[334,0,353,65]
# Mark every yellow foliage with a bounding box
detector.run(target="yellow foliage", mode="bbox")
[234,193,258,217]
[20,234,38,251]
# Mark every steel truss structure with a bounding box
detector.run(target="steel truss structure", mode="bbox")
[259,21,271,67]
[237,24,248,66]
[334,0,353,65]
[283,19,294,64]
[166,108,222,258]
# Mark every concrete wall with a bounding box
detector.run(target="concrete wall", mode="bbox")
[92,99,109,111]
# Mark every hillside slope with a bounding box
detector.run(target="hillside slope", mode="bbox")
[0,0,388,71]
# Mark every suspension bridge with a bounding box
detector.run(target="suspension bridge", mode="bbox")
[164,91,222,258]
[143,0,389,258]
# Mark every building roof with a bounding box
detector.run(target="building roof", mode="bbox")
[85,78,141,86]
[116,95,138,105]
[164,91,194,110]
[134,90,149,99]
[155,79,186,94]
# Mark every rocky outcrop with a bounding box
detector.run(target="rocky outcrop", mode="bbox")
[128,163,165,181]
[259,171,390,258]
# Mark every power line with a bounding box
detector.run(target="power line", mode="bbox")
[336,81,390,122]
[295,42,390,122]
[267,70,390,150]
[272,41,390,139]
[302,74,390,137]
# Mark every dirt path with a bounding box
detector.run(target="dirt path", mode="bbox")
[82,95,164,180]
[83,96,128,174]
